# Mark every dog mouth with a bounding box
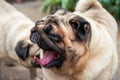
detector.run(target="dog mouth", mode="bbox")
[34,51,57,66]
[34,50,65,68]
[30,25,65,68]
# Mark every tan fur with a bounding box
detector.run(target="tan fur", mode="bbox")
[0,1,39,80]
[37,0,118,80]
[74,0,118,79]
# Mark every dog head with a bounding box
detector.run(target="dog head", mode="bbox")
[15,40,41,68]
[30,9,91,74]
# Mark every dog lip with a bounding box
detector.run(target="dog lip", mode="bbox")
[34,51,57,66]
[34,50,65,68]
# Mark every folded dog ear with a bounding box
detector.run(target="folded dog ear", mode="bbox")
[15,40,32,61]
[76,21,91,41]
[69,16,91,42]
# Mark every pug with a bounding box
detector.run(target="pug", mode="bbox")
[0,1,40,80]
[30,0,118,80]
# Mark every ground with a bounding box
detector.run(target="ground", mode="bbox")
[0,1,120,80]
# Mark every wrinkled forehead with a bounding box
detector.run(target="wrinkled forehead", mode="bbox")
[36,9,85,27]
[40,9,77,22]
[54,9,72,17]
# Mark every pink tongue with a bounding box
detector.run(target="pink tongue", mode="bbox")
[34,51,56,66]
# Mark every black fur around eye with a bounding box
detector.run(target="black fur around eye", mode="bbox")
[44,24,53,34]
[69,20,79,30]
[77,22,90,40]
[44,24,62,43]
[69,16,91,42]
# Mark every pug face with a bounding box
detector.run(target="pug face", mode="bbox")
[30,9,91,74]
[15,40,41,68]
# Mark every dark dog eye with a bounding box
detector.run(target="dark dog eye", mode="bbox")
[44,24,62,43]
[44,24,53,33]
[49,33,62,43]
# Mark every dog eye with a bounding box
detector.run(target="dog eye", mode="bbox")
[44,24,62,43]
[44,24,53,33]
[49,33,62,43]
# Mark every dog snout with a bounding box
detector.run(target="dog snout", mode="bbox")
[30,30,40,44]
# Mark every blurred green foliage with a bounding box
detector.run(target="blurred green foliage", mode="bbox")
[41,0,78,13]
[99,0,120,20]
[41,0,120,20]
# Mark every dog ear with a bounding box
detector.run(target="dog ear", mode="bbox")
[15,40,32,61]
[69,16,91,42]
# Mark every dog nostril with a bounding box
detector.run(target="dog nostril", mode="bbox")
[30,31,40,43]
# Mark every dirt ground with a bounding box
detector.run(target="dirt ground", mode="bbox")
[13,0,48,22]
[1,0,120,80]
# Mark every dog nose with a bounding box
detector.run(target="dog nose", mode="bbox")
[30,28,40,43]
[30,20,44,40]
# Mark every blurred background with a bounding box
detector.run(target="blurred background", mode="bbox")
[1,0,120,80]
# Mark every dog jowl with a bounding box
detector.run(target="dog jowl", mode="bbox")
[30,9,91,70]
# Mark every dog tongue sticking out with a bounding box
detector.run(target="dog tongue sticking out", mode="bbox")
[34,51,56,66]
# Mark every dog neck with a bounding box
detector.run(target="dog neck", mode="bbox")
[42,68,82,80]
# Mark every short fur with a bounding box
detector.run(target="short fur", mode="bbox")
[30,0,118,80]
[0,1,39,80]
